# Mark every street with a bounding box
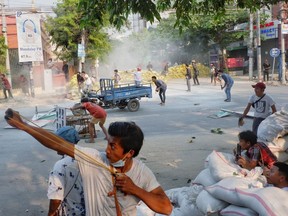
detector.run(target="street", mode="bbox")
[0,77,287,215]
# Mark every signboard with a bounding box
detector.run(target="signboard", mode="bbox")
[253,21,279,40]
[270,48,280,58]
[16,11,43,62]
[282,24,288,34]
[78,44,85,57]
[260,27,277,40]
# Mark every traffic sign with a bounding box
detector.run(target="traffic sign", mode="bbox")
[270,48,280,58]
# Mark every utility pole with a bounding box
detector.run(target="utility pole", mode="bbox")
[78,29,85,72]
[256,10,262,81]
[248,12,254,80]
[29,0,36,97]
[280,2,287,85]
[1,0,11,84]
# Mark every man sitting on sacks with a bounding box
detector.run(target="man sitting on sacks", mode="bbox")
[234,130,277,170]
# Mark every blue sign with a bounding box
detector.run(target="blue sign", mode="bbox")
[270,48,280,58]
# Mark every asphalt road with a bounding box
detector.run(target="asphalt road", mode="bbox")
[0,77,287,215]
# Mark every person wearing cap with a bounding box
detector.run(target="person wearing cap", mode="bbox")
[239,82,276,135]
[47,126,85,216]
[217,70,234,102]
[134,67,142,86]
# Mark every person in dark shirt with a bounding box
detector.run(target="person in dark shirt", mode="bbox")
[152,76,167,106]
[263,59,271,82]
[191,60,200,85]
[62,61,69,82]
[185,64,192,91]
[218,70,234,102]
[77,72,85,92]
[234,130,277,170]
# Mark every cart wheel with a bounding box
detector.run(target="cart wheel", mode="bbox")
[127,99,140,112]
[117,104,127,109]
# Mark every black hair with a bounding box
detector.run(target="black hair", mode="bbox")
[238,130,257,146]
[151,76,157,79]
[81,97,89,103]
[108,122,144,157]
[273,162,288,181]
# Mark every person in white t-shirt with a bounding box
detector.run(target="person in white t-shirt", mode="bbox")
[81,71,92,92]
[4,109,173,216]
[134,67,142,86]
[47,126,85,216]
[239,82,276,135]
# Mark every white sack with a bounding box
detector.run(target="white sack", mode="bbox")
[196,189,228,215]
[236,187,288,216]
[267,135,288,152]
[136,201,155,216]
[220,205,258,216]
[205,176,264,206]
[257,111,288,143]
[272,151,288,162]
[192,168,217,187]
[155,204,204,216]
[165,185,203,208]
[208,151,247,182]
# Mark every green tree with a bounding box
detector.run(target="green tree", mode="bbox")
[123,8,250,65]
[78,0,284,30]
[0,36,8,72]
[45,0,111,63]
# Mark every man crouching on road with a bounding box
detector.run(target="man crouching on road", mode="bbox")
[5,108,173,216]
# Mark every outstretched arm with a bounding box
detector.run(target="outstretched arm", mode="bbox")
[5,109,75,158]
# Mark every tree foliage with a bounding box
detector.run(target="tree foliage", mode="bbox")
[122,8,250,64]
[78,0,286,30]
[0,36,8,72]
[45,0,111,61]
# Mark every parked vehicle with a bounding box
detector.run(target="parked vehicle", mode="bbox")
[83,79,152,112]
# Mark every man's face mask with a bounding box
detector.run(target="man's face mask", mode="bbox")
[110,151,131,168]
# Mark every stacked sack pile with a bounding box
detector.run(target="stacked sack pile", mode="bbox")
[138,105,288,216]
[137,151,288,216]
[117,69,168,84]
[165,63,210,79]
[257,104,288,163]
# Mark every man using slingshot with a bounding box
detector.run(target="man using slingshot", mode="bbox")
[5,109,172,216]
